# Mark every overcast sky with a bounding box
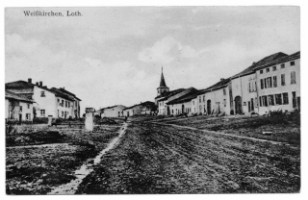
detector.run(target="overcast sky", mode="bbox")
[5,7,299,112]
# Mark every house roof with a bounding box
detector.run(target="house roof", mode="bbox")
[198,78,231,95]
[5,90,34,103]
[50,87,75,101]
[231,52,289,79]
[101,105,126,111]
[155,88,186,100]
[58,88,82,101]
[167,88,199,105]
[254,51,300,71]
[123,101,156,110]
[6,80,53,92]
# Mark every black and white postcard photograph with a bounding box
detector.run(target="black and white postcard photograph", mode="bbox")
[2,3,305,197]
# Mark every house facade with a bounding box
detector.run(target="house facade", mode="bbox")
[101,105,126,118]
[5,90,34,121]
[196,79,232,116]
[123,101,156,117]
[255,52,300,115]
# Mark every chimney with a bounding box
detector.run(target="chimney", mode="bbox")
[39,81,43,86]
[36,82,39,86]
[28,78,32,84]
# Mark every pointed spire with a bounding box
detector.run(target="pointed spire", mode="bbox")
[159,66,167,87]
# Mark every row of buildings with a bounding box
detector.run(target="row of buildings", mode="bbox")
[5,78,81,122]
[99,101,156,118]
[156,51,300,116]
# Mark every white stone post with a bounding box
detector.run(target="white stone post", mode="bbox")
[48,115,53,126]
[85,108,94,131]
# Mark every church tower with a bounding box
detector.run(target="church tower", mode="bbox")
[157,67,170,96]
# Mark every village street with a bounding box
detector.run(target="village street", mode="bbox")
[76,116,300,194]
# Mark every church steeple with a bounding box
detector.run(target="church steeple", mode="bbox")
[157,66,170,96]
[159,67,167,87]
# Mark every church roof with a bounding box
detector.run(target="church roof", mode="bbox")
[158,67,167,87]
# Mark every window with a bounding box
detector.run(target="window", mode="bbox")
[249,82,251,92]
[275,94,282,105]
[266,77,272,88]
[273,76,277,87]
[264,78,267,88]
[291,71,296,84]
[273,66,277,71]
[292,92,297,108]
[281,74,286,86]
[20,106,22,111]
[262,96,268,107]
[26,113,31,120]
[290,61,295,66]
[224,99,227,107]
[281,63,285,69]
[266,68,270,72]
[268,95,274,106]
[259,97,263,107]
[27,103,30,109]
[61,100,64,106]
[203,95,205,102]
[40,91,45,97]
[283,93,289,105]
[41,109,45,117]
[199,96,201,103]
[223,88,226,95]
[260,69,263,74]
[260,79,264,89]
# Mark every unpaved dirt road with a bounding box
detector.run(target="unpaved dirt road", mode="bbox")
[76,120,300,194]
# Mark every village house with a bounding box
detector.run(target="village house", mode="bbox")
[50,88,76,119]
[255,51,300,115]
[101,105,126,118]
[166,88,200,116]
[5,78,81,119]
[123,101,156,117]
[196,78,232,116]
[5,90,35,122]
[56,87,82,118]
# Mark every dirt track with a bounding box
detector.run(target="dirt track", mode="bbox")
[76,120,300,194]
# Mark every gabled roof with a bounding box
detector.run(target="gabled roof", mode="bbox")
[198,78,231,95]
[50,87,75,101]
[254,51,300,70]
[232,52,289,79]
[123,101,156,110]
[155,88,186,100]
[57,87,82,101]
[5,90,34,103]
[5,80,53,92]
[101,105,126,111]
[167,88,199,105]
[6,80,34,90]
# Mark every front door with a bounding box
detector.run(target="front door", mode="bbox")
[234,96,242,114]
[207,100,211,115]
